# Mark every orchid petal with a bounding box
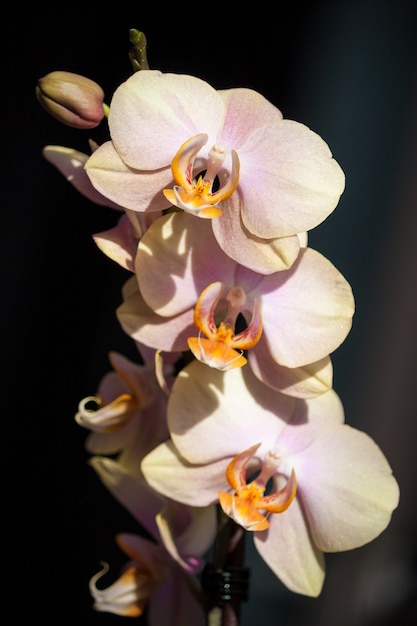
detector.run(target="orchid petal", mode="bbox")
[156,502,215,574]
[254,496,326,597]
[117,276,195,351]
[108,70,224,169]
[90,562,149,617]
[259,247,355,367]
[212,193,301,274]
[86,140,172,212]
[167,362,295,464]
[294,426,400,552]
[136,212,236,315]
[249,339,333,398]
[93,213,141,272]
[75,393,134,433]
[237,120,345,237]
[219,88,284,144]
[141,440,230,506]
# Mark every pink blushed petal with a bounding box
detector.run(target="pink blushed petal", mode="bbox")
[107,351,155,408]
[86,141,172,212]
[219,88,284,146]
[141,441,230,506]
[167,363,295,464]
[116,533,168,574]
[254,496,326,597]
[156,511,203,574]
[259,247,355,367]
[136,212,236,315]
[172,505,217,563]
[116,277,195,352]
[108,70,224,169]
[276,389,345,459]
[249,338,333,398]
[212,193,301,274]
[295,426,400,552]
[238,120,345,238]
[156,503,216,573]
[93,212,139,271]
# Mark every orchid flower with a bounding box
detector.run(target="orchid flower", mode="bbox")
[117,211,354,398]
[75,350,168,455]
[75,352,216,623]
[75,349,169,536]
[85,70,345,273]
[89,503,215,625]
[36,29,401,623]
[141,362,400,597]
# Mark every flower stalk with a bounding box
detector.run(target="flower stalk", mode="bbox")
[203,508,249,626]
[129,29,149,71]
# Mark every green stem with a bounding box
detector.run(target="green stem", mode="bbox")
[129,29,150,71]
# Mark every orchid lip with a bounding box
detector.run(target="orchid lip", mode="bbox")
[218,443,297,531]
[188,282,262,370]
[163,133,240,218]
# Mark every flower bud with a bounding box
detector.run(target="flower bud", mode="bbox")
[36,71,105,129]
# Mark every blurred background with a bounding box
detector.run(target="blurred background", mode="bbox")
[4,1,416,624]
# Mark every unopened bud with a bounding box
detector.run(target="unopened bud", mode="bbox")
[36,71,106,129]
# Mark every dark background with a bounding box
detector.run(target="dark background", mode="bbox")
[4,1,417,624]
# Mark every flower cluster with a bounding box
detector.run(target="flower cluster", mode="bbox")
[38,29,399,625]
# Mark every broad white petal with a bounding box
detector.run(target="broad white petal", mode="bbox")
[293,426,400,551]
[141,440,230,506]
[238,120,345,237]
[137,212,235,315]
[249,340,333,398]
[259,247,355,367]
[86,141,172,212]
[219,88,283,146]
[117,279,195,351]
[254,495,325,597]
[212,193,301,274]
[167,363,296,463]
[109,70,224,169]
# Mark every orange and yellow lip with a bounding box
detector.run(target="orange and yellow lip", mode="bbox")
[218,443,297,531]
[163,133,240,218]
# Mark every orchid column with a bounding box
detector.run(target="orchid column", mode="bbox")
[37,29,400,626]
